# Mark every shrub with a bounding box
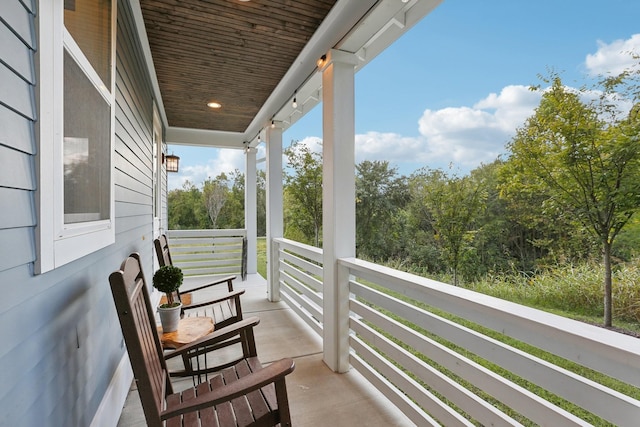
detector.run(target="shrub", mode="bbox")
[152,265,183,306]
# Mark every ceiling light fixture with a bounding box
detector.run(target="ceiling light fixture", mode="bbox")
[207,101,222,109]
[292,91,297,109]
[271,120,275,128]
[317,54,327,67]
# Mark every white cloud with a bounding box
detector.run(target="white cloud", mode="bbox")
[282,86,541,174]
[414,85,541,170]
[291,136,323,154]
[585,34,640,76]
[355,132,424,165]
[168,148,247,190]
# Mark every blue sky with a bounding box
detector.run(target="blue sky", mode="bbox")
[168,0,640,191]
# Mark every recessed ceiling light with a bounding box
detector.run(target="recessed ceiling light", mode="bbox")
[207,101,222,109]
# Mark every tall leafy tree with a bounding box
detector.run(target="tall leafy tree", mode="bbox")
[503,69,640,326]
[168,180,207,229]
[284,141,323,246]
[466,160,512,277]
[220,169,245,229]
[256,169,267,236]
[202,173,229,228]
[410,167,487,285]
[356,160,409,260]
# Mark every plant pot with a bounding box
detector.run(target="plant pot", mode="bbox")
[158,303,182,333]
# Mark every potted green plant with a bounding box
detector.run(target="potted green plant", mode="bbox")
[152,265,184,332]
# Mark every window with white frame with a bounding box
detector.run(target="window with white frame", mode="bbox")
[37,0,116,273]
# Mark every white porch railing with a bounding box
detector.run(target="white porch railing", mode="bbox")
[167,229,247,279]
[274,238,324,336]
[274,237,640,426]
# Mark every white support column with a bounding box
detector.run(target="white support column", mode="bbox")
[245,146,257,274]
[320,49,357,373]
[265,124,284,302]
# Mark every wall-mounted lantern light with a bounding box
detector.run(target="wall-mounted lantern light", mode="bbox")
[165,153,180,173]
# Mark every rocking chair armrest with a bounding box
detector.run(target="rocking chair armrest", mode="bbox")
[163,316,260,360]
[182,275,237,293]
[160,358,295,421]
[181,289,245,311]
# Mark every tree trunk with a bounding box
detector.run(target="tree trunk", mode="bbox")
[603,239,613,327]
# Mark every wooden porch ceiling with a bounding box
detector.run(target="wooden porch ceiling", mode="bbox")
[139,0,338,133]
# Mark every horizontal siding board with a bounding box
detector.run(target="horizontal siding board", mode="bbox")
[0,227,34,272]
[0,145,34,189]
[0,2,160,426]
[115,8,153,167]
[115,85,152,164]
[17,0,35,15]
[116,162,152,195]
[115,182,153,205]
[116,215,151,236]
[0,62,34,119]
[0,187,35,228]
[0,103,35,154]
[0,0,35,49]
[116,200,152,218]
[114,122,152,178]
[0,263,33,313]
[116,0,154,116]
[0,20,34,84]
[0,249,134,425]
[114,145,152,190]
[115,61,152,149]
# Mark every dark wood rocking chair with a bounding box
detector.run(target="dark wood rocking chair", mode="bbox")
[155,234,243,330]
[110,253,295,427]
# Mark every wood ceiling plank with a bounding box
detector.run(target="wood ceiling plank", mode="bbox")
[140,0,337,131]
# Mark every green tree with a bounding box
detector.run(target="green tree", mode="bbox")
[202,173,229,228]
[168,180,207,229]
[504,70,640,326]
[356,160,409,260]
[284,141,323,246]
[219,169,245,229]
[499,157,595,272]
[256,169,267,236]
[466,160,512,277]
[410,167,487,285]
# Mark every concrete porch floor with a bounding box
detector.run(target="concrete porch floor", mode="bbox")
[116,273,414,427]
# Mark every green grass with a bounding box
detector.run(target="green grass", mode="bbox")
[257,237,267,279]
[466,261,640,331]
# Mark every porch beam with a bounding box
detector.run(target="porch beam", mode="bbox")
[321,49,358,373]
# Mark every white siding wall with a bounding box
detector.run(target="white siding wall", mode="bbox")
[0,1,160,425]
